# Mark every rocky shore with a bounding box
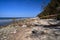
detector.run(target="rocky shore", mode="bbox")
[0,17,60,40]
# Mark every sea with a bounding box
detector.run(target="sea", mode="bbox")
[0,17,31,26]
[0,19,14,26]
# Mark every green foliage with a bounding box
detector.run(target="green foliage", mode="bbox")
[37,0,60,19]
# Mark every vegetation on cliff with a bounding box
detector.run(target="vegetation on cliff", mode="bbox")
[37,0,60,19]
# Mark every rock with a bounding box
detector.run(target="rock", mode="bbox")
[48,19,60,25]
[38,19,60,25]
[22,25,27,27]
[39,19,50,25]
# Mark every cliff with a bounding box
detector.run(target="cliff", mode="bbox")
[37,0,60,19]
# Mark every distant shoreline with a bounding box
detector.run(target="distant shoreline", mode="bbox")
[0,20,13,27]
[0,18,27,27]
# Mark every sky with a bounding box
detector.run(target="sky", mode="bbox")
[0,0,50,17]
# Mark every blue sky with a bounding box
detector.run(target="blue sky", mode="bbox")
[0,0,50,17]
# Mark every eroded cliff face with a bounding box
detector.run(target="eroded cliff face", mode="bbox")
[0,17,60,40]
[37,0,60,19]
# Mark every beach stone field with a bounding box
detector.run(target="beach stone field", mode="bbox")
[0,17,60,40]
